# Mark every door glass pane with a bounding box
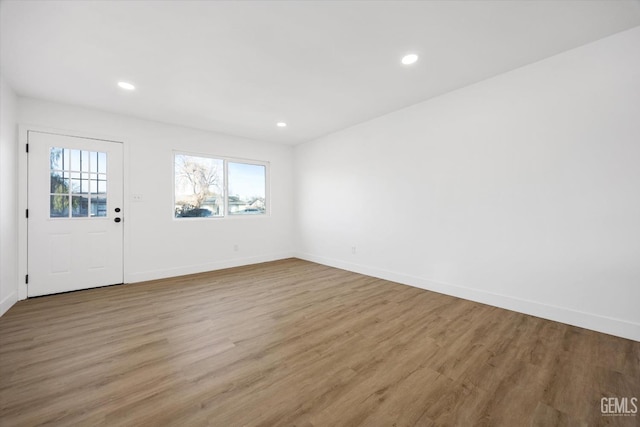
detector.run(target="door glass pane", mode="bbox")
[89,175,107,194]
[91,196,107,217]
[71,195,89,217]
[89,152,98,173]
[97,152,107,174]
[71,174,90,194]
[50,195,69,217]
[69,172,79,193]
[50,147,65,170]
[82,174,90,194]
[70,149,81,171]
[81,150,90,172]
[50,147,108,219]
[50,171,69,193]
[63,149,70,170]
[97,175,107,194]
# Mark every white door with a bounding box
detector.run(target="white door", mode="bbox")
[27,131,124,297]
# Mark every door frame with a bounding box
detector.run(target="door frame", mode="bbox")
[18,125,130,300]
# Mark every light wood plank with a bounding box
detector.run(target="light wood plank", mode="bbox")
[0,258,638,426]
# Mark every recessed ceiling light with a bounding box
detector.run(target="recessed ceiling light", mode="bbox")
[276,122,287,128]
[117,81,135,90]
[401,54,419,65]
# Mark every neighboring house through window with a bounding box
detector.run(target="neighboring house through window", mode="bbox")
[174,153,267,218]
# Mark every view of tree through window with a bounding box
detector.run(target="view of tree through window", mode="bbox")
[174,154,267,218]
[174,154,224,217]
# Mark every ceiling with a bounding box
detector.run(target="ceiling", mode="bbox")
[1,1,639,145]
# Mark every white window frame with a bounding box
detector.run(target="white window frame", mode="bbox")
[173,150,270,220]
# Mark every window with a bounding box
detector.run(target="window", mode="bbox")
[50,147,108,218]
[174,153,267,218]
[174,154,224,217]
[228,162,266,215]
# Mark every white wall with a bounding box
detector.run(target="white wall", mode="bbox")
[18,98,295,297]
[294,27,640,341]
[0,75,19,316]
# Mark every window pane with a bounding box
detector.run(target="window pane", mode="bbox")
[174,154,224,218]
[63,148,70,170]
[91,196,107,217]
[97,177,107,194]
[50,147,71,170]
[70,149,81,171]
[49,147,108,219]
[82,174,90,194]
[89,174,107,194]
[70,173,89,194]
[50,195,69,218]
[50,147,64,170]
[71,195,89,217]
[50,171,69,193]
[89,151,98,173]
[97,152,107,174]
[227,162,266,215]
[81,150,90,172]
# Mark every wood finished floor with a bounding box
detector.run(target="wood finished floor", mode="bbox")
[0,258,638,426]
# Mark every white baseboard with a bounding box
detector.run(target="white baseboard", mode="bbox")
[126,252,296,284]
[295,252,640,342]
[0,290,18,317]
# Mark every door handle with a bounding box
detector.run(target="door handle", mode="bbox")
[114,217,122,223]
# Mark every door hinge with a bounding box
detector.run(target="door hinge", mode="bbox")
[25,209,29,218]
[25,143,29,153]
[25,275,29,284]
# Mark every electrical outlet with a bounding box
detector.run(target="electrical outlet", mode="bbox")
[234,244,239,252]
[132,194,143,202]
[351,246,356,254]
